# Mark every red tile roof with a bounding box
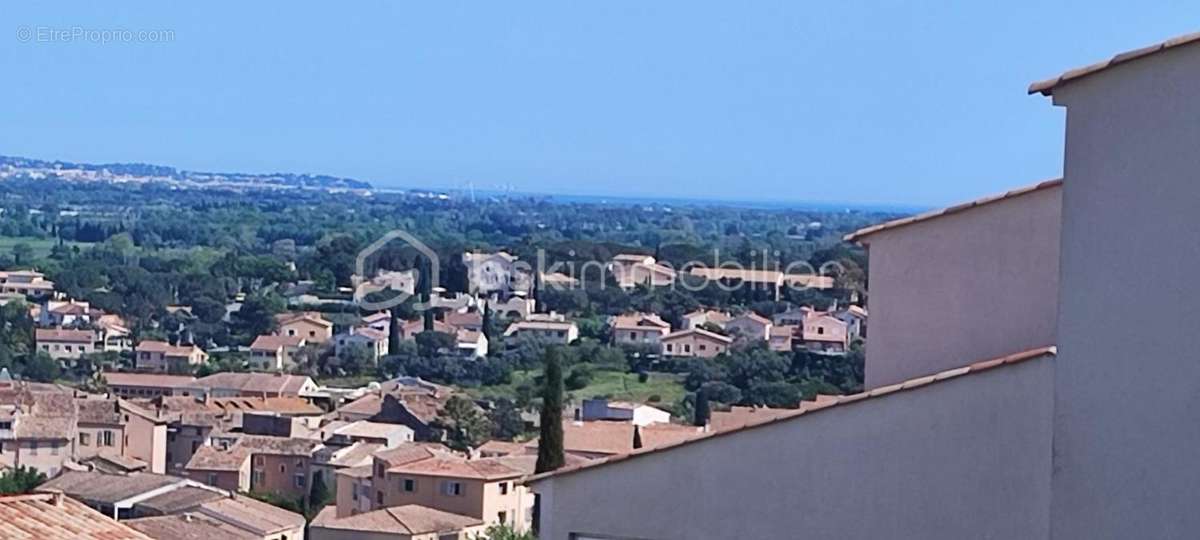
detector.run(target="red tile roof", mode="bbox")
[0,492,152,540]
[34,328,94,343]
[845,178,1063,243]
[527,346,1057,484]
[1029,32,1200,96]
[311,504,482,536]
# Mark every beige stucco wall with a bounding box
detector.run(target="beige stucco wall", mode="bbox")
[661,333,728,357]
[74,423,125,461]
[533,355,1054,540]
[124,414,167,474]
[1048,43,1200,539]
[861,184,1061,388]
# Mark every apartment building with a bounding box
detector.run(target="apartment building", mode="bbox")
[34,328,96,360]
[660,327,731,358]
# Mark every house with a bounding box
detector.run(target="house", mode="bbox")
[35,328,96,360]
[36,469,306,540]
[74,398,170,474]
[688,267,835,292]
[0,385,77,477]
[454,329,488,357]
[360,311,391,334]
[249,334,307,371]
[103,373,199,399]
[0,492,151,540]
[135,341,209,373]
[484,295,534,319]
[325,421,415,448]
[539,271,579,289]
[771,306,813,327]
[189,372,318,398]
[0,270,55,298]
[183,435,321,500]
[502,320,578,344]
[310,503,484,540]
[768,325,796,352]
[578,399,671,426]
[462,251,529,296]
[529,32,1200,538]
[334,327,389,364]
[125,513,258,540]
[275,311,334,344]
[799,312,849,354]
[660,327,732,358]
[442,311,483,332]
[608,313,670,347]
[333,379,455,441]
[398,318,457,340]
[609,254,676,289]
[723,312,772,341]
[340,446,539,533]
[39,299,92,326]
[837,304,868,340]
[681,309,731,330]
[96,314,133,352]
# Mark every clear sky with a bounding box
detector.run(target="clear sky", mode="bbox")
[2,2,1196,207]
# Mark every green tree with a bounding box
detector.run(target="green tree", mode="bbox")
[693,388,710,427]
[10,243,32,266]
[535,347,565,473]
[388,309,402,356]
[436,395,493,451]
[632,424,643,449]
[309,472,333,513]
[0,466,46,494]
[471,524,536,540]
[22,351,61,382]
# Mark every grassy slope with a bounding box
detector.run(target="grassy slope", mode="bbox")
[468,368,687,405]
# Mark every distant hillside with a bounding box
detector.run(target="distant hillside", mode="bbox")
[0,155,372,190]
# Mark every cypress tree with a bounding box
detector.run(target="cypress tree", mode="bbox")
[387,309,401,356]
[693,389,710,428]
[481,304,492,343]
[632,425,643,449]
[419,259,435,332]
[535,347,566,473]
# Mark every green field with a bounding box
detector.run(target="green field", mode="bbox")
[468,368,687,406]
[0,236,93,259]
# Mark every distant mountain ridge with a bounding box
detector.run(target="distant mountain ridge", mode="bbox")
[0,154,372,190]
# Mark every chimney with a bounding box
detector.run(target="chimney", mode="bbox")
[50,491,63,507]
[184,513,193,523]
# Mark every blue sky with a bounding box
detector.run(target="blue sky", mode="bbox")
[1,2,1197,207]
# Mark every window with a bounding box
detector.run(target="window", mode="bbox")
[102,431,114,447]
[441,481,463,496]
[665,343,673,352]
[376,490,383,505]
[402,478,416,492]
[351,483,359,501]
[498,511,508,523]
[208,473,218,486]
[287,329,296,336]
[51,442,59,456]
[629,331,636,340]
[699,344,707,351]
[818,327,825,335]
[684,344,692,353]
[79,433,91,446]
[28,441,37,455]
[253,470,265,485]
[294,473,306,488]
[498,482,509,495]
[309,331,316,337]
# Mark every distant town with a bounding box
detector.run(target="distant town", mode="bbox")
[5,21,1199,540]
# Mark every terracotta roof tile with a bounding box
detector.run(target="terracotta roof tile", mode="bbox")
[310,504,482,535]
[126,513,257,540]
[0,493,152,540]
[1030,32,1200,95]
